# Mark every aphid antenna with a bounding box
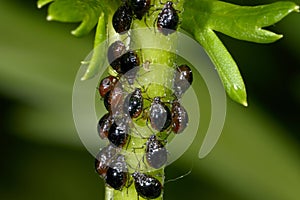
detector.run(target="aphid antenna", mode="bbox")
[130,125,148,139]
[164,168,192,184]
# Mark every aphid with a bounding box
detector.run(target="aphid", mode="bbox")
[97,113,114,139]
[129,0,151,20]
[149,97,172,131]
[120,50,140,74]
[132,172,163,199]
[103,86,124,114]
[112,4,133,34]
[146,135,167,169]
[103,91,111,111]
[108,121,129,147]
[157,1,179,35]
[171,100,188,134]
[107,41,126,73]
[119,50,140,84]
[173,64,193,97]
[123,88,143,118]
[94,144,118,177]
[105,154,128,190]
[98,75,118,98]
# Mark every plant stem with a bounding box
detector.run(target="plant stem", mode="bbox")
[104,1,184,199]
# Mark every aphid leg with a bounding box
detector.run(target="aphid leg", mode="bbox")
[159,0,165,5]
[129,122,147,138]
[144,15,151,30]
[141,153,149,169]
[125,135,132,150]
[125,175,133,195]
[145,117,156,135]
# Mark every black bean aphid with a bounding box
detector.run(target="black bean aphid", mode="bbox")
[132,172,162,199]
[171,100,188,134]
[107,41,126,73]
[108,121,129,147]
[173,64,193,97]
[120,50,140,74]
[105,154,128,190]
[149,97,172,131]
[146,135,167,169]
[112,4,133,34]
[123,88,143,118]
[95,144,118,177]
[157,1,179,35]
[97,113,114,139]
[129,0,151,20]
[98,75,118,98]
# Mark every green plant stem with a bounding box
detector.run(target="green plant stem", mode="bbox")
[103,1,184,200]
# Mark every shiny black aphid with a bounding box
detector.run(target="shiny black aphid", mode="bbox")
[129,0,151,20]
[157,1,179,35]
[105,154,128,190]
[120,50,140,74]
[97,113,114,139]
[112,4,133,34]
[146,135,167,169]
[107,41,126,73]
[108,122,129,147]
[95,144,118,177]
[149,97,172,131]
[173,64,193,97]
[123,88,143,118]
[171,100,188,134]
[132,172,162,199]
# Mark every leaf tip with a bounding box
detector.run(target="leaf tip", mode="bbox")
[71,28,84,37]
[80,76,87,81]
[80,69,95,81]
[295,5,300,12]
[46,15,53,21]
[242,100,248,107]
[71,30,77,36]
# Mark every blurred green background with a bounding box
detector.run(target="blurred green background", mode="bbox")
[0,0,299,199]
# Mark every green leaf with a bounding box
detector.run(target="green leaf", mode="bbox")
[37,0,118,37]
[208,1,299,43]
[181,0,299,106]
[81,13,107,80]
[196,28,248,106]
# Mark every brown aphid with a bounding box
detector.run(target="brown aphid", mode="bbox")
[97,113,114,139]
[171,100,189,134]
[98,75,118,98]
[94,145,119,177]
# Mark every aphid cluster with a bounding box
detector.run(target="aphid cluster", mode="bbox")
[94,1,192,199]
[96,65,193,198]
[112,0,180,35]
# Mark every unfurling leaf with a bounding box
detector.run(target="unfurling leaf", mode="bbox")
[182,0,299,106]
[37,0,118,36]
